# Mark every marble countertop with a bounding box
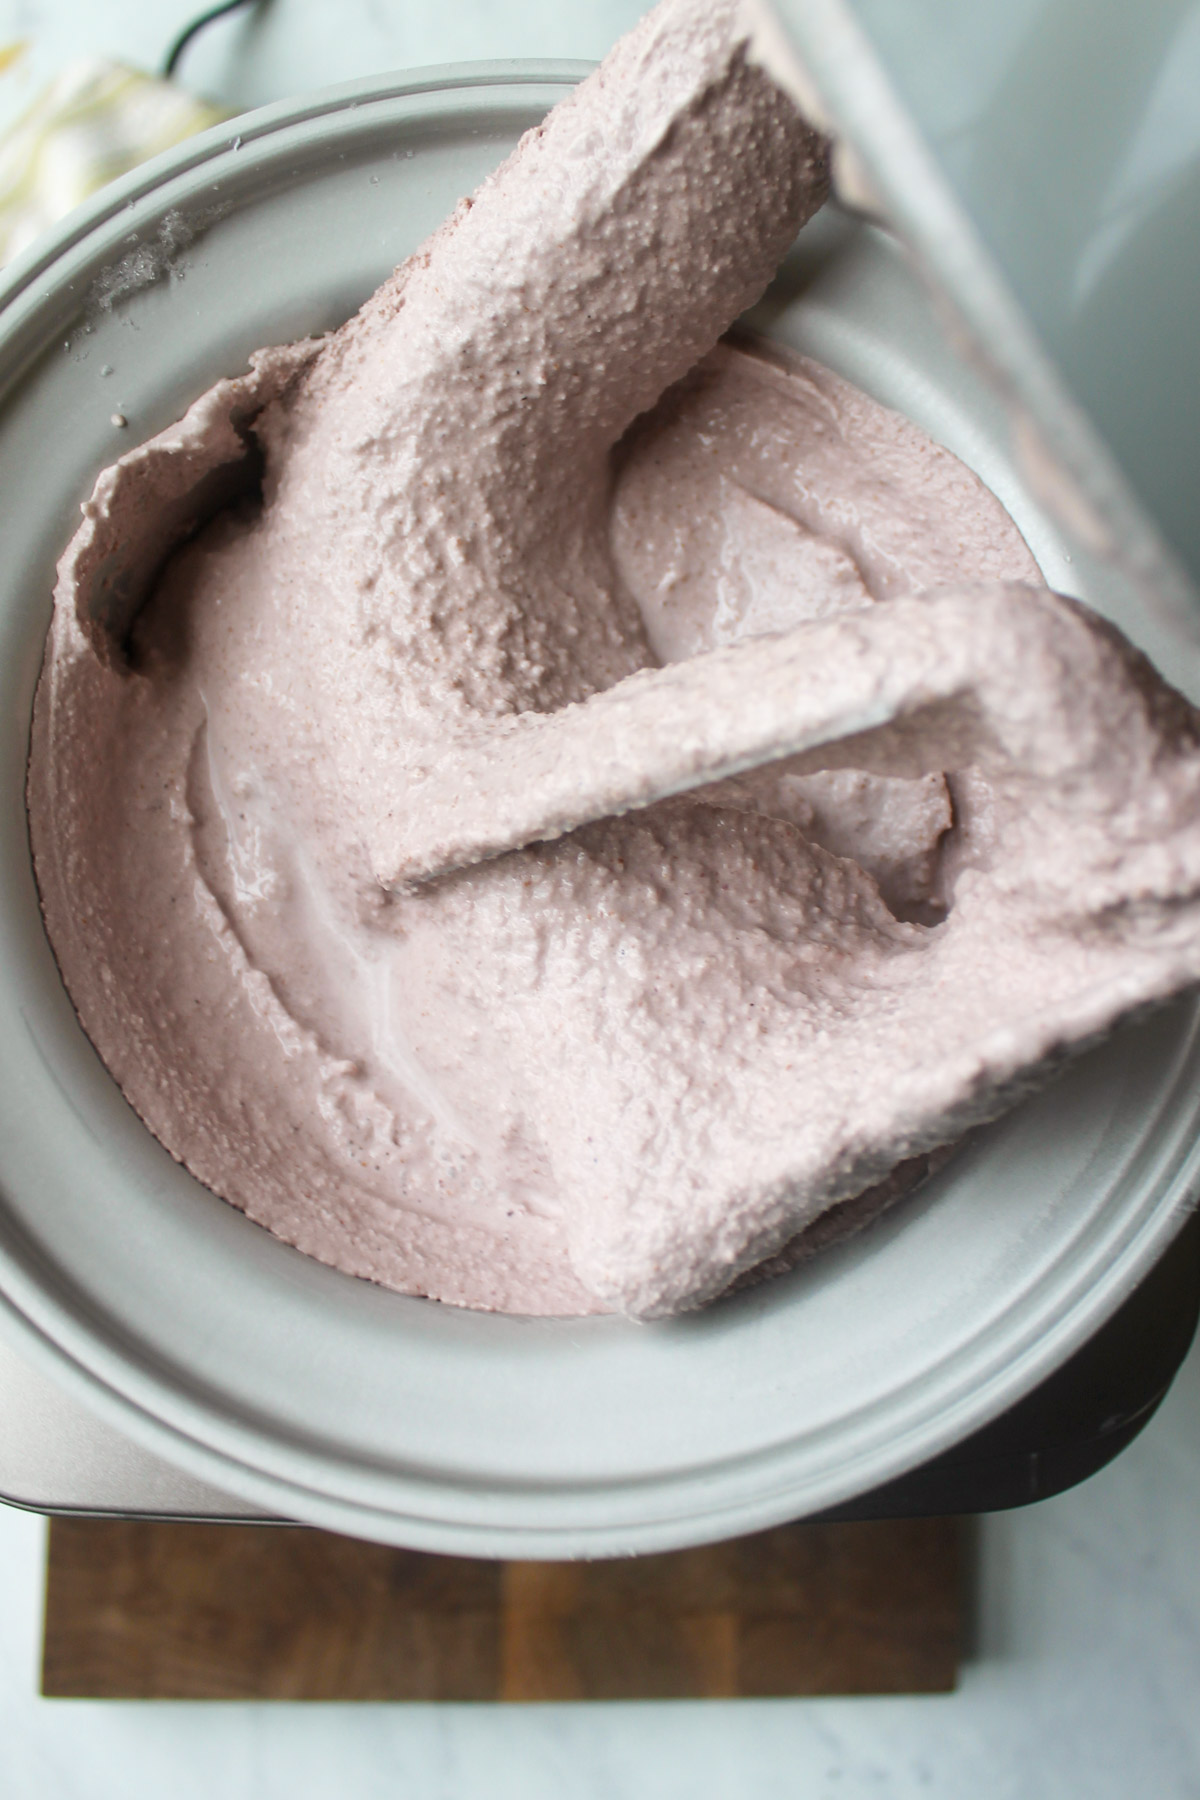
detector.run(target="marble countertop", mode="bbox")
[2,2,1199,1794]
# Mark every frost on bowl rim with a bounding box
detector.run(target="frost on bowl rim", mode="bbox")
[1,65,1199,1555]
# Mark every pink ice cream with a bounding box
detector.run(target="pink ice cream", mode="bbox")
[28,0,1200,1319]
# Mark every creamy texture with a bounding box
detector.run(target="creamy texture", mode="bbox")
[379,341,1030,887]
[28,0,1200,1319]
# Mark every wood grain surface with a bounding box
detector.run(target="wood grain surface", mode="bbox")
[42,1515,962,1701]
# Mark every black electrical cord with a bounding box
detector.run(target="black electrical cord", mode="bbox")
[161,0,264,81]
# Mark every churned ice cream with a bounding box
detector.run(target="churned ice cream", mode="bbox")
[28,0,1200,1319]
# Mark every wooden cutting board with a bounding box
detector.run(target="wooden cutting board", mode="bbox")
[42,1515,961,1700]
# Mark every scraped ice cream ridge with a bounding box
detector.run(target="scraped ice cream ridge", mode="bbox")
[28,0,1200,1319]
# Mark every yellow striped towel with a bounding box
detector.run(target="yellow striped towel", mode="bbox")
[0,50,225,268]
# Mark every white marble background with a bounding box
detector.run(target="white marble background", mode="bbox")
[2,2,1200,1795]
